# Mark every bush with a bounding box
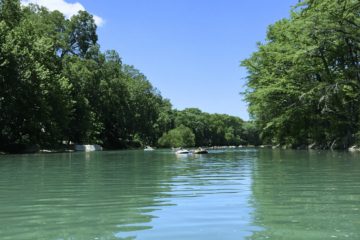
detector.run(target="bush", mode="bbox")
[158,125,195,147]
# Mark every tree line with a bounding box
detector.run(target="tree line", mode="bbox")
[0,0,170,149]
[241,0,360,149]
[158,108,261,147]
[0,0,259,151]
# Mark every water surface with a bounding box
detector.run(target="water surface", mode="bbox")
[0,148,359,239]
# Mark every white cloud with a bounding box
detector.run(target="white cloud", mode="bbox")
[92,15,105,27]
[22,0,105,27]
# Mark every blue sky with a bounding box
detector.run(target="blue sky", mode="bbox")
[23,0,300,121]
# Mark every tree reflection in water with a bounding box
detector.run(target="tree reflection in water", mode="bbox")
[246,149,360,240]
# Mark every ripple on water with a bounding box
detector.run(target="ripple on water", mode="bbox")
[0,149,359,239]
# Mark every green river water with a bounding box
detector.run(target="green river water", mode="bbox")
[0,148,359,240]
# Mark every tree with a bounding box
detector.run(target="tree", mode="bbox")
[0,0,22,29]
[242,122,261,145]
[175,108,206,146]
[0,1,72,146]
[240,0,360,149]
[23,4,98,59]
[158,125,195,148]
[0,0,256,151]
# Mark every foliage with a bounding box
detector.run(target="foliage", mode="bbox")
[0,0,260,151]
[157,125,195,147]
[0,0,72,146]
[174,108,247,146]
[22,4,98,58]
[240,0,360,149]
[0,0,167,149]
[242,121,262,146]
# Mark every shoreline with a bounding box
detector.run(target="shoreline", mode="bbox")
[0,144,103,155]
[270,144,360,151]
[2,145,360,155]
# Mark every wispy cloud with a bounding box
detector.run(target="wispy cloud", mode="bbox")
[21,0,105,27]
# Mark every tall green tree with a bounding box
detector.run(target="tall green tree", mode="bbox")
[0,0,72,146]
[158,124,195,148]
[0,0,22,29]
[241,0,360,149]
[23,4,98,58]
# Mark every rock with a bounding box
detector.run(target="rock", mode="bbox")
[349,146,358,151]
[308,142,316,149]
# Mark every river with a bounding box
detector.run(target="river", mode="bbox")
[0,148,359,239]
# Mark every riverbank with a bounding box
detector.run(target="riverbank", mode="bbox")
[270,143,360,151]
[0,144,103,154]
[2,143,360,155]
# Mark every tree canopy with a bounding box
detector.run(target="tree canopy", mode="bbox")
[241,0,360,149]
[157,125,195,148]
[0,0,169,149]
[0,0,257,152]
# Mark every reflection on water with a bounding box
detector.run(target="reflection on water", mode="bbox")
[0,149,359,239]
[0,151,171,240]
[246,149,360,240]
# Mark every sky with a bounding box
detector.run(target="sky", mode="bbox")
[22,0,300,121]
